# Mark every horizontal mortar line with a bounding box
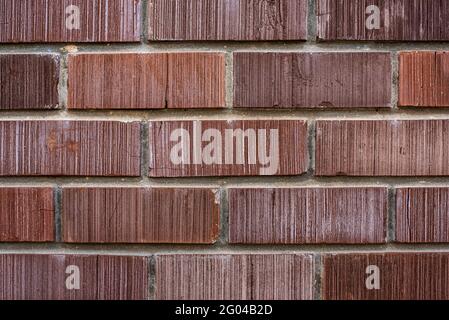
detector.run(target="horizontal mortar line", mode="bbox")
[1,243,449,256]
[3,41,449,52]
[4,177,449,187]
[5,110,449,120]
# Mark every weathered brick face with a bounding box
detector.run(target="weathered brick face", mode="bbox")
[68,53,226,109]
[148,120,308,177]
[62,188,220,243]
[1,0,449,301]
[0,54,60,110]
[0,0,141,43]
[148,0,308,41]
[317,0,449,41]
[234,52,392,108]
[0,121,141,176]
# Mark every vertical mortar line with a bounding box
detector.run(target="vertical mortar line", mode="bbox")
[141,0,149,44]
[140,121,150,183]
[225,51,234,109]
[54,185,62,242]
[307,0,317,42]
[314,253,322,300]
[58,50,69,112]
[387,186,397,243]
[218,187,230,246]
[148,255,156,300]
[307,120,316,176]
[391,51,399,110]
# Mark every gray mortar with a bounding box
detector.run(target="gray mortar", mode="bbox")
[2,1,449,297]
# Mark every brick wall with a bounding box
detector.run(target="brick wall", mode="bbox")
[1,0,449,300]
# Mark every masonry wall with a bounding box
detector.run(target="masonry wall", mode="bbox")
[1,0,449,300]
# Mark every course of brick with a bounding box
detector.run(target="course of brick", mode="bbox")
[1,0,449,300]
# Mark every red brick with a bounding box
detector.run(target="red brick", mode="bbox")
[234,52,391,108]
[0,54,59,110]
[148,120,308,177]
[148,0,308,41]
[317,0,449,41]
[0,0,140,43]
[316,120,449,176]
[67,53,225,109]
[399,51,449,107]
[0,121,140,176]
[0,188,54,242]
[323,253,449,300]
[229,188,387,244]
[0,254,148,300]
[62,188,219,243]
[396,188,449,243]
[155,254,314,300]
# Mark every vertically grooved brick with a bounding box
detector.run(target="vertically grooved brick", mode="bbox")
[67,53,225,109]
[62,188,220,243]
[0,54,59,110]
[233,52,391,108]
[229,188,387,244]
[317,0,449,41]
[396,188,449,243]
[148,0,308,41]
[0,254,148,300]
[399,51,449,107]
[0,0,141,43]
[323,253,449,300]
[155,255,314,300]
[148,120,308,177]
[0,121,140,176]
[0,188,54,242]
[316,120,449,176]
[96,255,148,300]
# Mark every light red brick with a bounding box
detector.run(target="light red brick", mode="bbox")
[67,53,225,109]
[399,51,449,107]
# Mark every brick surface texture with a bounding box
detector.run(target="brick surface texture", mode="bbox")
[1,0,449,301]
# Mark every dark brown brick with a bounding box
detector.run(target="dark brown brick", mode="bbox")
[148,0,308,41]
[0,0,141,43]
[316,120,449,176]
[0,121,140,176]
[0,254,148,300]
[148,120,308,177]
[396,188,449,243]
[323,253,449,300]
[67,53,225,109]
[62,188,219,243]
[156,254,314,300]
[0,54,59,110]
[399,51,449,107]
[0,188,54,242]
[233,52,391,108]
[229,188,387,244]
[317,0,449,41]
